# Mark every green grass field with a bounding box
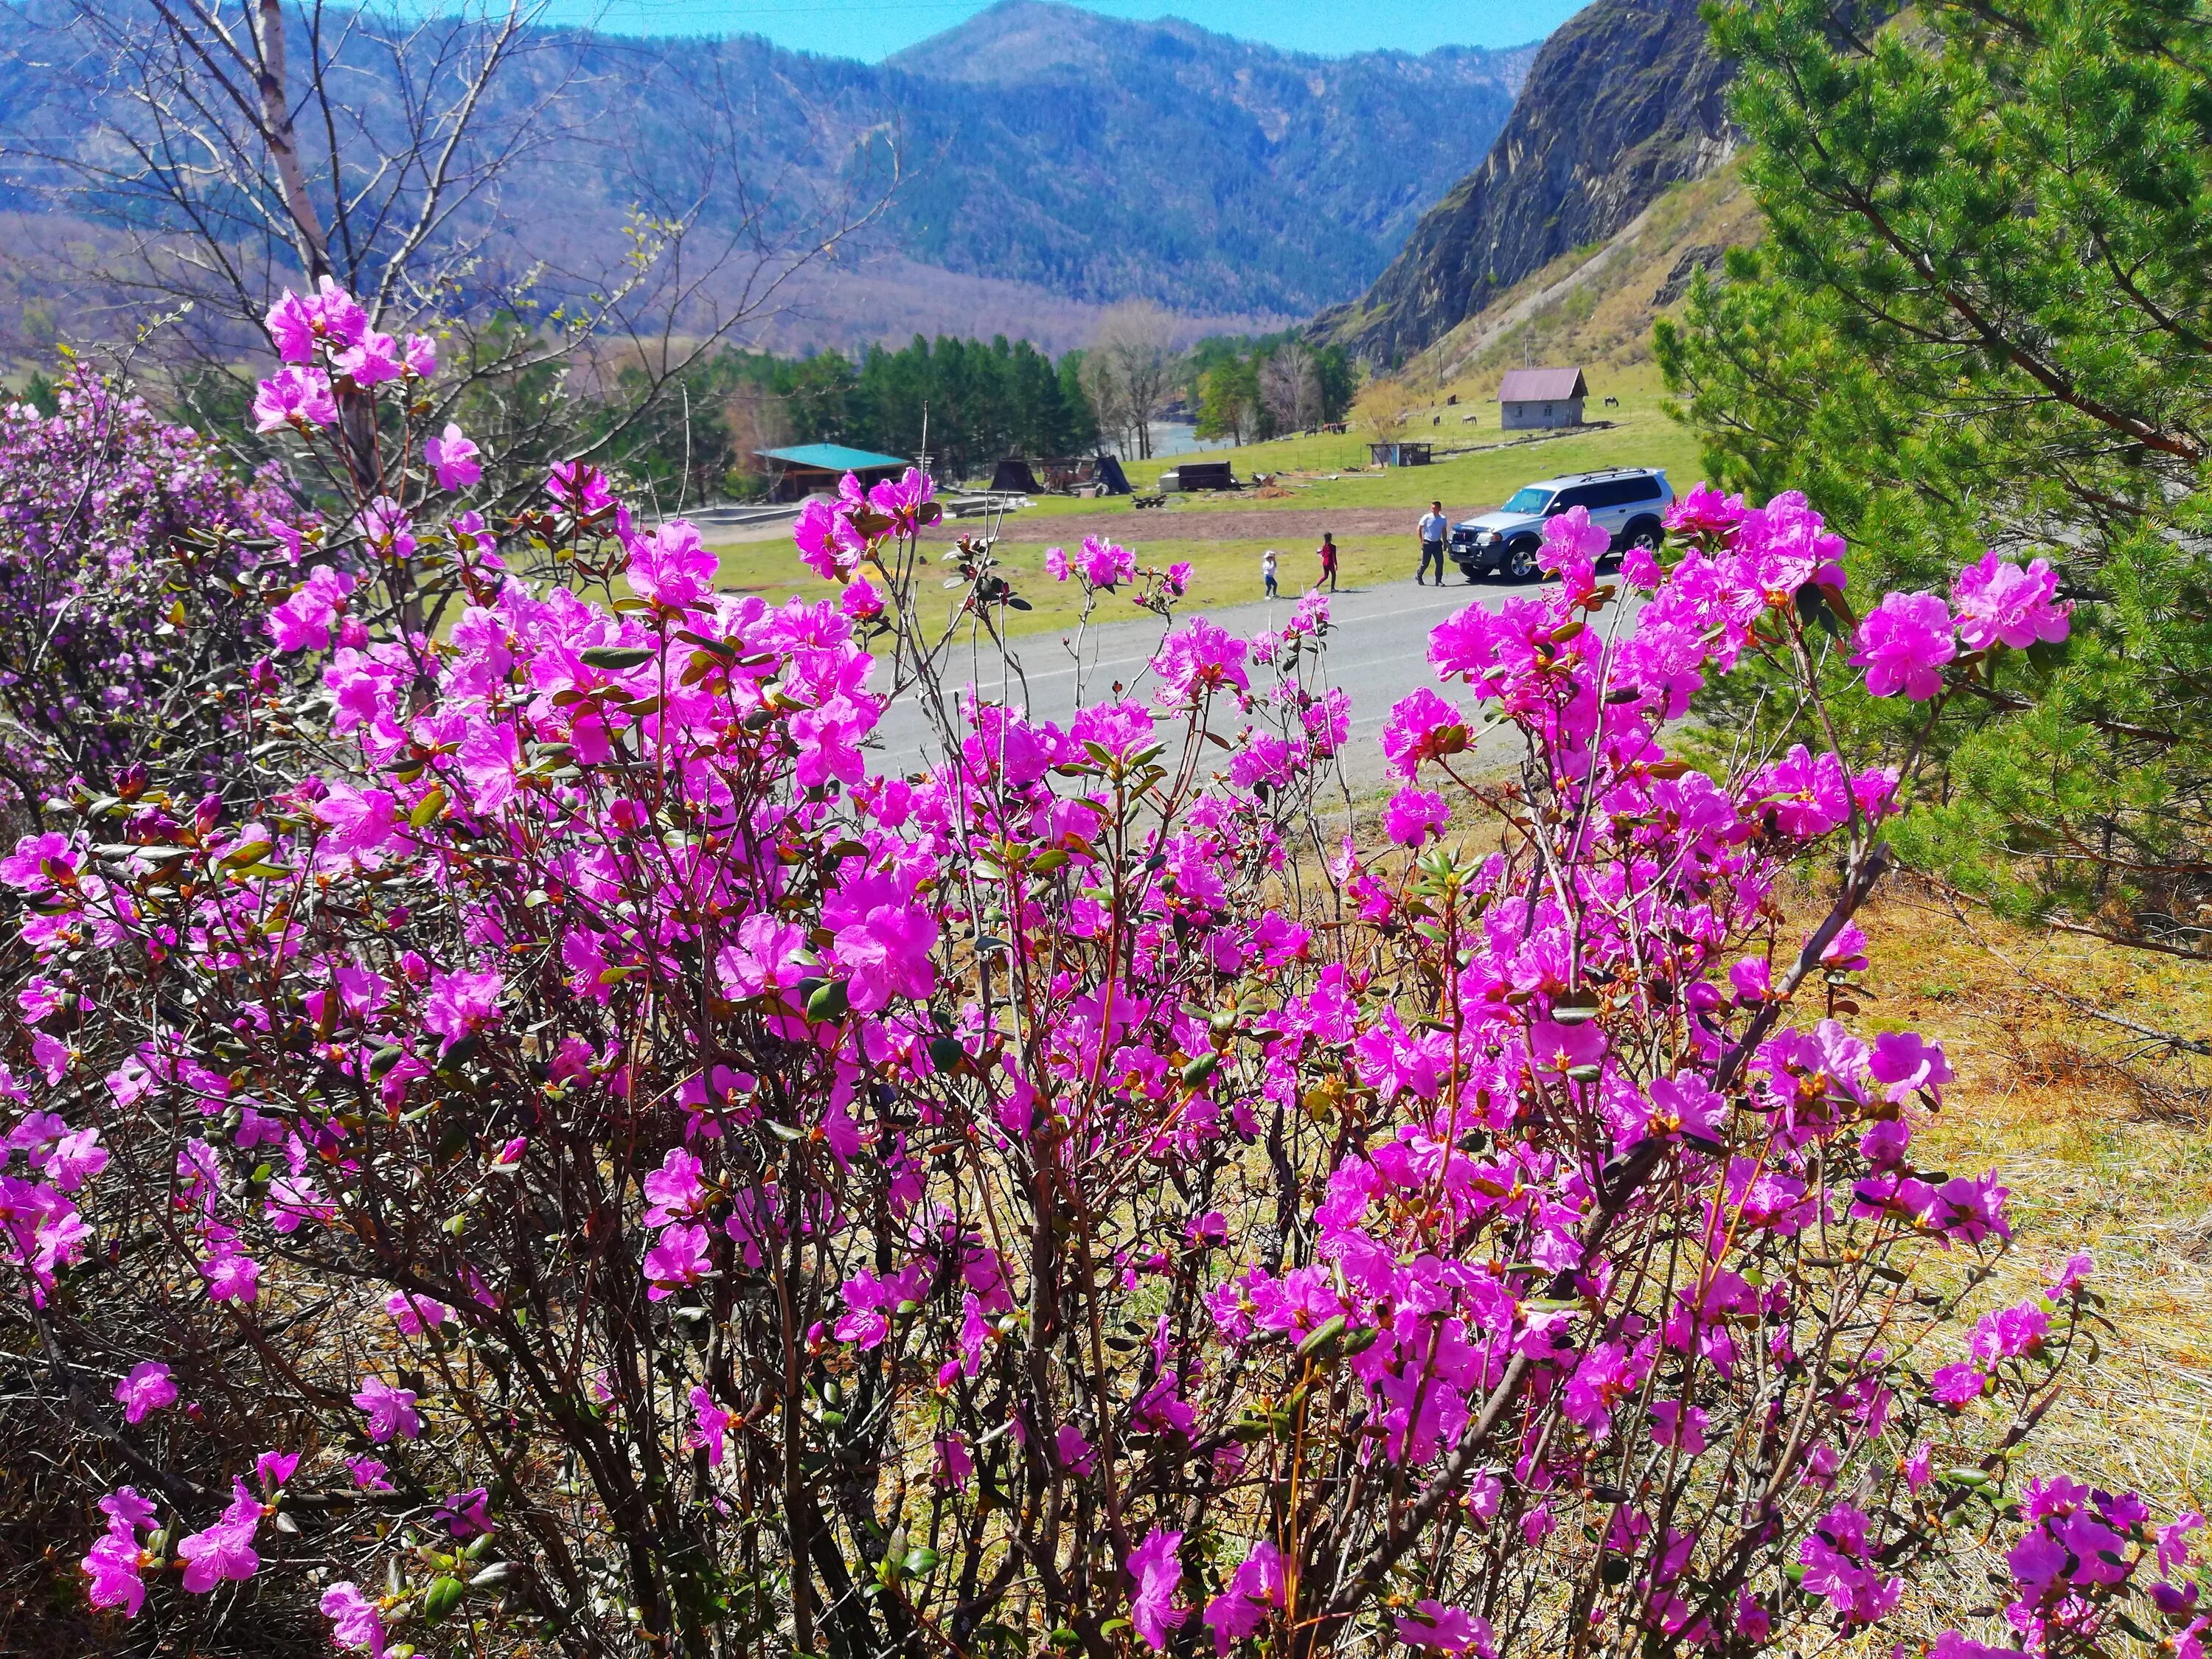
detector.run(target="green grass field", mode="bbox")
[1117,380,1705,510]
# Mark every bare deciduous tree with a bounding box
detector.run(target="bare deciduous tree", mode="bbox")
[1089,299,1179,459]
[1259,339,1321,434]
[1,0,891,496]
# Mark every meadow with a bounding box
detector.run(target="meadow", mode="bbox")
[701,372,1707,637]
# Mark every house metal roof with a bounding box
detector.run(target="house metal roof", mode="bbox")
[755,443,911,471]
[1497,367,1588,403]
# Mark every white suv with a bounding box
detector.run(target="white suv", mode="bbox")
[1449,467,1674,582]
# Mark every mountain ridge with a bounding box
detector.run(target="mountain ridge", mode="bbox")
[1317,0,1736,364]
[0,0,1539,348]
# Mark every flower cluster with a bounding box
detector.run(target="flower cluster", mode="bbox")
[0,368,306,802]
[0,279,2191,1659]
[1851,549,2070,701]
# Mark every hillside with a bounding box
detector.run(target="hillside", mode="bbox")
[0,0,1533,351]
[1318,0,1736,365]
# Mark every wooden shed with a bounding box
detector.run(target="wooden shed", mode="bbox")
[1497,367,1588,431]
[1368,441,1434,467]
[754,443,911,504]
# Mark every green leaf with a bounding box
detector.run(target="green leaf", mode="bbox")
[422,1575,467,1621]
[580,644,655,671]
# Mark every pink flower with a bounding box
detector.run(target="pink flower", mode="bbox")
[178,1480,262,1591]
[422,967,503,1053]
[201,1249,261,1304]
[252,366,338,433]
[1663,481,1747,540]
[1055,1422,1096,1475]
[435,1486,493,1537]
[795,497,866,580]
[1868,1031,1952,1103]
[1043,546,1071,581]
[81,1527,147,1616]
[1077,535,1136,588]
[1203,1541,1284,1652]
[1952,550,2070,650]
[384,1290,451,1335]
[243,1455,293,1500]
[866,465,935,526]
[1797,1503,1900,1625]
[689,1385,731,1467]
[403,334,437,378]
[1851,591,1956,700]
[1747,744,1848,838]
[347,1455,394,1492]
[1394,1601,1493,1656]
[823,874,938,1012]
[547,461,614,515]
[1649,1399,1709,1452]
[267,563,357,653]
[114,1361,176,1424]
[627,519,718,610]
[1380,686,1467,778]
[321,1581,389,1658]
[352,1374,422,1442]
[333,330,403,386]
[1126,1526,1186,1651]
[265,289,319,364]
[841,575,884,618]
[644,1222,712,1300]
[644,1147,707,1226]
[933,1433,974,1489]
[308,277,367,347]
[1151,618,1251,706]
[1384,786,1450,847]
[422,423,480,490]
[1,831,77,893]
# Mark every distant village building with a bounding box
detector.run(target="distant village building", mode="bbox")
[1497,367,1588,431]
[755,443,911,503]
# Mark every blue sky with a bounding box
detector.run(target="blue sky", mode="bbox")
[515,0,1584,59]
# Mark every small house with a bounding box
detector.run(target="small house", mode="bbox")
[1368,440,1433,467]
[1497,367,1588,431]
[754,443,911,503]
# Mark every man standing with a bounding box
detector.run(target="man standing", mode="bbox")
[1261,547,1279,599]
[1416,500,1448,586]
[1317,533,1339,593]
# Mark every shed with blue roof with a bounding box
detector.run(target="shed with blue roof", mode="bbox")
[755,443,912,503]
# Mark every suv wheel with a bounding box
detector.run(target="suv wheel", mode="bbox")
[1618,518,1663,565]
[1507,537,1541,582]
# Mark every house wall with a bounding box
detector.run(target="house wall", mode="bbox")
[1500,397,1585,431]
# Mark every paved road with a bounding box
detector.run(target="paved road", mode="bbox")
[866,572,1637,790]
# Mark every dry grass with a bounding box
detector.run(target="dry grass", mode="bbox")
[1838,880,2212,1517]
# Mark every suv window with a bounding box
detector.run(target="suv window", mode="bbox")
[1571,476,1663,509]
[1548,486,1594,512]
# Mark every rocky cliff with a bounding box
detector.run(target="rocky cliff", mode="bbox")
[1317,0,1735,364]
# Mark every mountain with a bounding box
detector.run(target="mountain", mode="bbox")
[0,1,1537,352]
[1316,0,1736,364]
[869,2,1537,319]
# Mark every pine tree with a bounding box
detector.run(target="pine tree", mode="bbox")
[1658,0,2212,958]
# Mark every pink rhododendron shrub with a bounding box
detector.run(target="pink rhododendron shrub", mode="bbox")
[0,368,309,810]
[0,285,2198,1659]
